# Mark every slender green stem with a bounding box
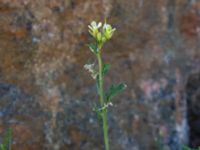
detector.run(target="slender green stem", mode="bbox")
[97,51,104,106]
[97,50,110,150]
[102,110,109,150]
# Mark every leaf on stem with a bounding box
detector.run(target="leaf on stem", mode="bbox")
[102,64,110,76]
[88,43,98,55]
[105,83,127,103]
[93,105,102,122]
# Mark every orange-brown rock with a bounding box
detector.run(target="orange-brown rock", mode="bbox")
[0,0,199,150]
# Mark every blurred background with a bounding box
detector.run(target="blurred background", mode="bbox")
[0,0,200,150]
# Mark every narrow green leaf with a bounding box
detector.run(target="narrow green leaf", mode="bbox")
[0,144,6,150]
[102,64,110,76]
[181,146,199,150]
[105,83,126,103]
[8,128,12,150]
[88,43,98,54]
[2,128,12,150]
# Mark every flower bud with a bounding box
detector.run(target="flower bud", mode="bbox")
[97,32,102,43]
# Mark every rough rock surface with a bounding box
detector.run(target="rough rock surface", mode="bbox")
[0,0,199,150]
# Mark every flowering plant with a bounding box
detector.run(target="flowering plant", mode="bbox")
[85,21,126,150]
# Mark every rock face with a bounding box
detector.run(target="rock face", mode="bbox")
[0,0,199,150]
[186,73,200,148]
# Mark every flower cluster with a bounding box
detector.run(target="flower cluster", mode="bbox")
[88,21,116,44]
